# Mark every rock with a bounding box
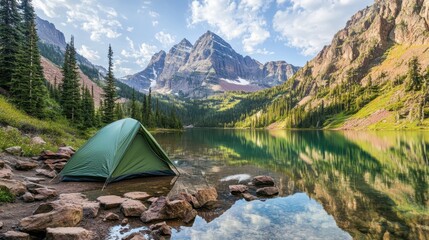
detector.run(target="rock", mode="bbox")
[193,187,218,208]
[229,185,249,194]
[46,162,67,171]
[32,187,57,201]
[252,175,275,186]
[0,179,26,196]
[146,197,158,204]
[256,186,279,196]
[15,160,38,171]
[19,201,83,233]
[59,193,100,218]
[35,169,56,178]
[2,231,30,240]
[58,146,75,156]
[31,137,46,145]
[24,177,45,183]
[149,222,171,236]
[124,191,151,201]
[0,160,4,168]
[103,212,119,221]
[39,150,70,160]
[0,221,3,228]
[141,197,168,223]
[97,195,126,209]
[22,192,34,202]
[121,218,129,226]
[169,192,200,208]
[0,167,13,179]
[121,199,146,217]
[124,233,146,240]
[165,199,196,223]
[5,146,22,155]
[242,193,257,201]
[46,227,95,240]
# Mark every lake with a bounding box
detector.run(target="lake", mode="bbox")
[107,129,429,240]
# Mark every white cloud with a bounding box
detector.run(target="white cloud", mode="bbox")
[78,45,100,61]
[127,27,134,32]
[121,37,158,68]
[34,0,123,42]
[273,0,372,56]
[155,31,176,47]
[152,20,159,26]
[148,11,159,18]
[189,0,272,54]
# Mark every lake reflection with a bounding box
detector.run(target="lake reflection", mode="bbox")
[152,129,429,240]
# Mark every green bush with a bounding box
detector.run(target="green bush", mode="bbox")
[0,186,14,203]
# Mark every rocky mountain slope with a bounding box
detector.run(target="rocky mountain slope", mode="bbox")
[236,0,429,129]
[121,31,299,98]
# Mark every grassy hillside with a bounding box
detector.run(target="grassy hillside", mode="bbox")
[0,96,87,156]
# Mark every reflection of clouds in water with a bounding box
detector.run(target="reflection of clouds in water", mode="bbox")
[220,174,251,183]
[173,193,351,240]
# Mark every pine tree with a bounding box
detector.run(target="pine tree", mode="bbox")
[142,94,148,125]
[10,0,47,117]
[405,57,422,91]
[102,45,116,123]
[114,103,124,120]
[80,85,95,128]
[60,37,81,122]
[0,0,21,91]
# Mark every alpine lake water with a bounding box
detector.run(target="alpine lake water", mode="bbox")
[99,129,428,240]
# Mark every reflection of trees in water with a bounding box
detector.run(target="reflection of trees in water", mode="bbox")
[155,129,429,239]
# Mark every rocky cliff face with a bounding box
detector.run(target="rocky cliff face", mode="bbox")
[121,31,299,98]
[36,17,67,50]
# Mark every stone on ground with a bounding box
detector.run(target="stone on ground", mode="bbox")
[33,188,57,200]
[5,146,22,155]
[169,192,199,208]
[59,193,100,218]
[120,199,147,217]
[252,175,275,186]
[22,192,35,202]
[124,233,146,240]
[24,177,45,183]
[123,191,151,201]
[0,160,4,168]
[0,167,13,179]
[0,179,26,196]
[35,169,56,178]
[165,199,197,223]
[2,231,30,240]
[256,186,279,196]
[121,218,129,226]
[14,160,38,171]
[103,212,119,221]
[0,221,3,228]
[229,185,249,194]
[97,195,126,209]
[31,137,46,145]
[242,192,257,201]
[46,227,95,240]
[19,201,83,233]
[149,221,172,236]
[140,197,168,223]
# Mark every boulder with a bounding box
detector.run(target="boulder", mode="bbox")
[0,179,26,196]
[146,197,158,204]
[252,176,275,186]
[229,185,249,194]
[124,191,151,201]
[256,186,279,196]
[58,146,75,156]
[2,231,30,240]
[97,195,126,209]
[0,167,13,179]
[140,197,168,223]
[242,193,257,201]
[33,188,57,200]
[165,199,197,223]
[59,193,100,218]
[124,233,146,240]
[169,192,199,208]
[31,137,46,145]
[39,150,70,160]
[121,199,146,217]
[24,177,45,183]
[35,169,56,178]
[121,218,129,226]
[103,212,119,221]
[149,222,171,236]
[22,192,34,202]
[193,187,218,208]
[5,146,22,155]
[46,227,95,240]
[19,201,83,233]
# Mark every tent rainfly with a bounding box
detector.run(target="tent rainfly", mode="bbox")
[60,118,178,183]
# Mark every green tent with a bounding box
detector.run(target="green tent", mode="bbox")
[60,118,178,183]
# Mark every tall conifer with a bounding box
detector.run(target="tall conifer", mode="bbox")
[102,45,116,123]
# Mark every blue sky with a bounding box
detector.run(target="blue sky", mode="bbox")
[33,0,373,77]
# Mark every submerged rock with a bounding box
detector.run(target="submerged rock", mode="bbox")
[229,185,249,194]
[252,176,275,186]
[256,186,279,196]
[121,199,147,217]
[193,187,218,208]
[2,230,30,240]
[97,195,126,209]
[19,201,83,233]
[124,191,151,201]
[46,227,95,240]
